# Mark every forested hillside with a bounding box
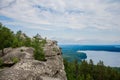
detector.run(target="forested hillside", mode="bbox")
[64,59,120,80]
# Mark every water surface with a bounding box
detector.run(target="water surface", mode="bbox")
[82,51,120,67]
[60,45,120,67]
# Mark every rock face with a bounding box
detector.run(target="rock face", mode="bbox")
[0,40,67,80]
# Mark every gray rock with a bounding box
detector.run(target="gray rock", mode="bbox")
[0,40,67,80]
[0,47,12,57]
[1,47,34,64]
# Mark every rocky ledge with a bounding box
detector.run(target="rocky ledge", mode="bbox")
[0,40,67,80]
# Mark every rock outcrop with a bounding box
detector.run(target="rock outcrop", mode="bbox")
[0,40,67,80]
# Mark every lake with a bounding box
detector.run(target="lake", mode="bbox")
[60,45,120,67]
[81,51,120,67]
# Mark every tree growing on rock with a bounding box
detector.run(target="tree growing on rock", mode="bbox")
[0,23,14,56]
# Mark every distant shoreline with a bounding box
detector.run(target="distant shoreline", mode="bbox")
[59,45,120,52]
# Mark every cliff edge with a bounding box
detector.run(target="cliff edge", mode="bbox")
[0,40,67,80]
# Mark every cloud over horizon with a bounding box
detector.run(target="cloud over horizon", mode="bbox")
[0,0,120,44]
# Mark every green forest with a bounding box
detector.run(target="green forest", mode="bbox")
[64,59,120,80]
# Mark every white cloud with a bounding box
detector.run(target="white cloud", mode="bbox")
[0,0,119,30]
[0,0,120,44]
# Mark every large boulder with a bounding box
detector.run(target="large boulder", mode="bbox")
[0,40,67,80]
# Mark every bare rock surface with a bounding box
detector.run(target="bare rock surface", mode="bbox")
[0,40,67,80]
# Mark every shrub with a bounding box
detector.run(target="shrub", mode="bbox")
[41,39,47,44]
[11,57,19,63]
[0,58,3,67]
[53,47,58,52]
[34,48,46,61]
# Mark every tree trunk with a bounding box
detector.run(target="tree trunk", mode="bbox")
[2,48,4,56]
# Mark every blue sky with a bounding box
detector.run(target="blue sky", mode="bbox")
[0,0,120,44]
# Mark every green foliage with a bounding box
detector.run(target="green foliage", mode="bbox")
[32,36,46,61]
[53,47,58,52]
[12,30,31,48]
[34,48,46,61]
[64,59,120,80]
[0,22,46,61]
[0,23,14,55]
[78,52,87,59]
[0,58,3,67]
[24,37,32,47]
[86,74,93,80]
[113,67,120,73]
[41,39,47,46]
[11,57,19,63]
[12,37,19,48]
